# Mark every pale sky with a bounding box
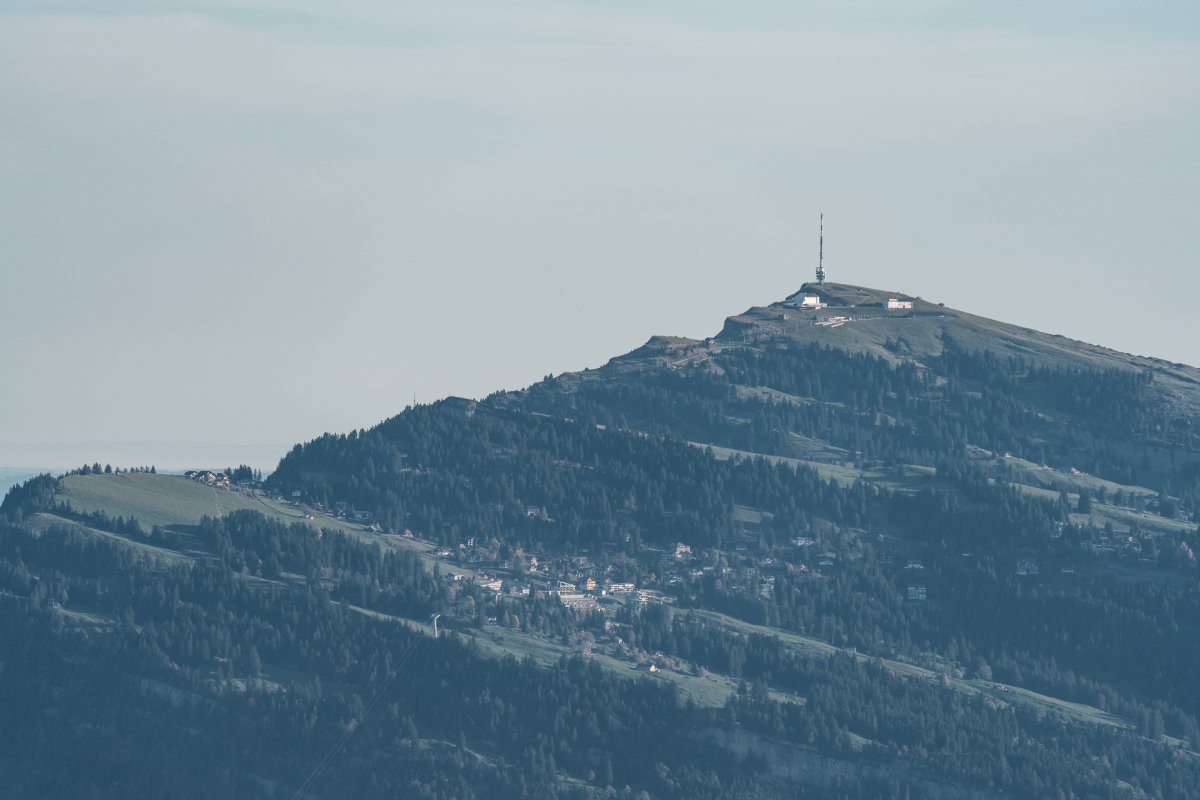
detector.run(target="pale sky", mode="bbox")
[1,1,1198,471]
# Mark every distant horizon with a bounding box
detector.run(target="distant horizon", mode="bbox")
[0,441,288,476]
[3,0,1196,456]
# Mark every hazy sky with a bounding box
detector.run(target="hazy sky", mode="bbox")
[2,1,1197,471]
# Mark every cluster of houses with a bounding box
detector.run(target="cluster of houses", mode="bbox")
[437,517,843,623]
[439,533,747,621]
[454,565,676,617]
[185,470,232,489]
[184,470,263,491]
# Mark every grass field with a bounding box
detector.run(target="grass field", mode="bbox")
[352,603,739,707]
[59,472,365,534]
[1009,480,1195,537]
[986,449,1158,501]
[470,623,739,708]
[692,607,1134,732]
[56,472,449,578]
[696,441,942,495]
[695,441,863,487]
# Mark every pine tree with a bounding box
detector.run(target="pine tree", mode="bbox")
[247,645,263,677]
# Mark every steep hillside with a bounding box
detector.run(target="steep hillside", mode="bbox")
[255,284,1200,795]
[6,284,1200,799]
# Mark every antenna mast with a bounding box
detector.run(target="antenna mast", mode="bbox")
[815,214,826,285]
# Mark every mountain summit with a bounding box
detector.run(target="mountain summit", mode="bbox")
[784,281,921,308]
[598,282,1200,427]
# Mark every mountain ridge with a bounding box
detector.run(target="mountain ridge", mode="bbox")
[637,281,1194,368]
[6,281,1200,798]
[587,282,1200,431]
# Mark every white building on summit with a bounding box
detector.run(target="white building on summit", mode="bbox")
[887,298,913,310]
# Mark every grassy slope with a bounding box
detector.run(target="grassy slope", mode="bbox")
[693,608,1131,731]
[696,441,943,494]
[61,473,357,533]
[57,472,449,576]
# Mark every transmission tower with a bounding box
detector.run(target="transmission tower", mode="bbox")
[815,213,826,285]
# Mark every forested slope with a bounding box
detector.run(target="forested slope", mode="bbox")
[5,284,1200,798]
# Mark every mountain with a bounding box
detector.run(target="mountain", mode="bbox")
[4,284,1200,799]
